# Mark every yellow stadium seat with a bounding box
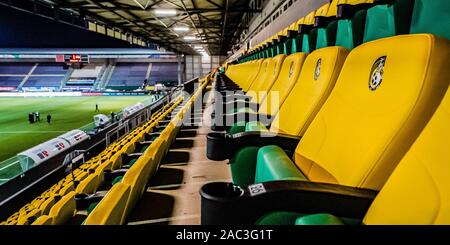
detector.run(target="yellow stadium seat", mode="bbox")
[58,182,75,196]
[259,34,450,189]
[76,173,99,194]
[362,88,450,224]
[121,156,154,219]
[48,191,77,225]
[16,209,41,225]
[39,196,56,215]
[84,183,131,225]
[224,46,349,185]
[31,215,53,225]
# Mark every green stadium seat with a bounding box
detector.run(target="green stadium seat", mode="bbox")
[297,12,317,53]
[409,0,450,40]
[363,0,414,43]
[314,1,339,50]
[335,0,374,49]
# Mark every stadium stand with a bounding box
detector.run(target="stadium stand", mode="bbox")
[22,76,63,88]
[32,63,67,75]
[148,63,178,86]
[107,63,149,91]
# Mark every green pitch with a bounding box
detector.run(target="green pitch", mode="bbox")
[0,96,151,183]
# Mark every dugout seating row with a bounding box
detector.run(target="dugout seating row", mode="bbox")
[201,0,450,225]
[0,83,206,225]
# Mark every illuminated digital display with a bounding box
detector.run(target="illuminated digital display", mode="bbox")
[56,54,89,63]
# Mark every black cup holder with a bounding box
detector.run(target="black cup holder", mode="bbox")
[206,132,230,160]
[75,193,90,210]
[200,182,246,225]
[200,182,244,201]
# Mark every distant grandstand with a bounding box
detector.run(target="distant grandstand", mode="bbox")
[0,61,179,92]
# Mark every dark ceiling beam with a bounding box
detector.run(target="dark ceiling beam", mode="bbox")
[48,0,253,55]
[220,0,228,53]
[190,0,212,52]
[205,0,221,9]
[56,5,261,13]
[83,0,174,49]
[178,0,202,54]
[167,15,190,28]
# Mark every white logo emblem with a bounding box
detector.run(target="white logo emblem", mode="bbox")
[369,56,386,91]
[314,59,321,80]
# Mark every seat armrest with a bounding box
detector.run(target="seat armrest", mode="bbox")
[75,192,107,210]
[200,180,377,225]
[102,169,128,182]
[206,131,300,160]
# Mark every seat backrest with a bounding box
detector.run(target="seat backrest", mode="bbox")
[257,53,308,117]
[31,215,53,225]
[410,0,450,40]
[225,61,262,90]
[58,182,74,196]
[244,59,271,92]
[48,191,76,225]
[270,46,349,136]
[294,34,450,190]
[337,0,374,5]
[84,183,131,225]
[75,173,99,195]
[363,86,450,224]
[315,1,338,18]
[363,0,414,43]
[242,60,264,92]
[39,196,55,215]
[121,156,154,219]
[248,54,286,104]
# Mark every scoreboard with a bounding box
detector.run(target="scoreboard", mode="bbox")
[55,54,89,63]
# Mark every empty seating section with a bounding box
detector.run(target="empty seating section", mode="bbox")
[0,63,32,90]
[0,62,68,89]
[148,63,178,85]
[203,0,450,225]
[0,76,23,90]
[22,76,62,88]
[32,63,67,75]
[107,63,148,90]
[0,76,211,225]
[0,63,34,74]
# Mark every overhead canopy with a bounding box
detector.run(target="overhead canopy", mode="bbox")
[3,0,261,55]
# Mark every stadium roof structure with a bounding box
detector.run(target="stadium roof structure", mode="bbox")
[0,48,177,59]
[32,0,261,55]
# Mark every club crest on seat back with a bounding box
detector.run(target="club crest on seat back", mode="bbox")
[289,62,294,78]
[314,59,321,80]
[369,56,386,91]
